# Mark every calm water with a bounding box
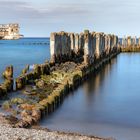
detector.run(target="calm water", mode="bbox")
[40,53,140,140]
[0,38,50,82]
[1,40,140,140]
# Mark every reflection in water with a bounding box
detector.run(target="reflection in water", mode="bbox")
[83,58,117,103]
[40,54,140,140]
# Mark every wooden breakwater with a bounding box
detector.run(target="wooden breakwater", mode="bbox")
[11,30,120,128]
[15,56,119,128]
[50,30,119,64]
[120,36,140,52]
[0,30,121,128]
[2,32,140,128]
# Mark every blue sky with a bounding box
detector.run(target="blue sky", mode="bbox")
[0,0,140,37]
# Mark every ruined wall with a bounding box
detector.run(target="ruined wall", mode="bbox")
[50,30,119,64]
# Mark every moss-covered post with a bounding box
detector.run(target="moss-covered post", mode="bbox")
[2,65,14,92]
[2,65,13,79]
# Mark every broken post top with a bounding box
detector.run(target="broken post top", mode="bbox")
[50,30,119,65]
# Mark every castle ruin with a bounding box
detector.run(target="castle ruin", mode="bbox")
[0,23,21,40]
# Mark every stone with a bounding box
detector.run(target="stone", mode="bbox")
[11,98,25,105]
[2,101,11,110]
[36,80,45,88]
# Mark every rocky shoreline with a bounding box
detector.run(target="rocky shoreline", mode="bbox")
[0,113,114,140]
[0,125,115,140]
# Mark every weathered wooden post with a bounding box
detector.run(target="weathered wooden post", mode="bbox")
[2,65,13,79]
[138,37,140,47]
[2,65,14,92]
[84,30,89,64]
[95,33,101,60]
[50,33,57,64]
[74,34,79,54]
[127,36,132,47]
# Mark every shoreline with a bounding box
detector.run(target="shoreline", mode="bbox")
[0,113,114,140]
[0,125,114,140]
[0,30,119,139]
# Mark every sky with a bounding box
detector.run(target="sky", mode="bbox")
[1,0,140,37]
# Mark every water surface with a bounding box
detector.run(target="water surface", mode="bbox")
[0,38,50,82]
[40,53,140,140]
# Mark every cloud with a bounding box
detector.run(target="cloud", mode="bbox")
[0,0,90,21]
[0,0,44,19]
[1,0,140,37]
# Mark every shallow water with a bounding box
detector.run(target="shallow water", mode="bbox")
[0,38,50,82]
[40,53,140,140]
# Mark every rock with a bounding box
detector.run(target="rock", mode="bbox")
[5,115,19,125]
[21,110,29,118]
[20,104,34,111]
[0,123,107,140]
[36,80,45,88]
[22,116,33,126]
[11,98,25,105]
[2,101,12,110]
[31,109,41,122]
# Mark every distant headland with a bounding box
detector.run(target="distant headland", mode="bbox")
[0,23,23,40]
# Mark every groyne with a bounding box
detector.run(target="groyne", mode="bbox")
[120,36,140,52]
[1,30,140,140]
[0,30,119,128]
[0,30,121,128]
[50,30,119,64]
